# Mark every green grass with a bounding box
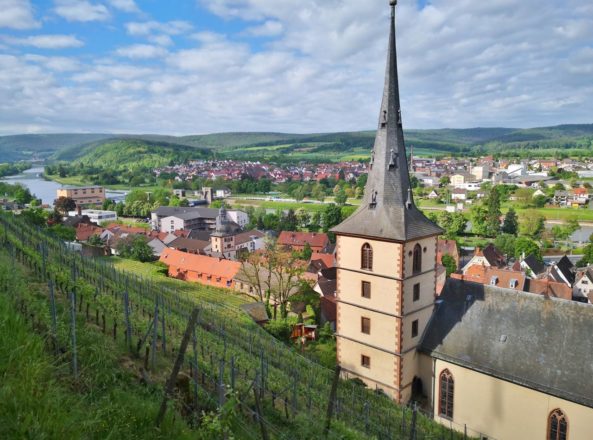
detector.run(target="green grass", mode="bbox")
[0,255,193,439]
[515,207,593,222]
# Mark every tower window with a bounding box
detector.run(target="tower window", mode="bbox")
[439,369,454,419]
[361,243,373,270]
[361,281,371,299]
[411,319,419,338]
[361,317,371,334]
[361,355,371,368]
[413,283,420,302]
[413,243,422,274]
[548,409,568,440]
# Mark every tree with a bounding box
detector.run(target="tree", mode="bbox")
[435,211,466,239]
[519,210,545,238]
[439,176,450,187]
[49,224,76,241]
[334,187,348,206]
[469,204,489,236]
[54,196,76,215]
[87,234,104,246]
[116,235,154,262]
[501,208,519,235]
[514,237,542,263]
[441,254,457,277]
[300,242,313,261]
[322,204,342,232]
[533,195,547,208]
[513,188,534,208]
[484,189,501,237]
[494,233,516,260]
[295,208,310,229]
[577,234,593,267]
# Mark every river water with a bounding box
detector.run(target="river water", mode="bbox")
[0,167,126,206]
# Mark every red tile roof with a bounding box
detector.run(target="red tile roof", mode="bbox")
[527,279,572,300]
[310,252,336,269]
[76,223,105,242]
[277,231,330,249]
[159,248,240,280]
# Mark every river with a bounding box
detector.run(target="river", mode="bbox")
[0,167,127,206]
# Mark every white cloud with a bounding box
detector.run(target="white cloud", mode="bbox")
[23,54,80,71]
[115,44,167,59]
[245,20,283,37]
[0,0,40,29]
[2,1,593,135]
[54,0,110,22]
[2,34,84,49]
[107,0,139,13]
[125,20,192,36]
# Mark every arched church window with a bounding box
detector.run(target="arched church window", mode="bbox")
[413,243,422,274]
[548,409,568,440]
[361,243,373,270]
[438,369,454,419]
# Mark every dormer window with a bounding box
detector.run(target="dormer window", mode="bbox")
[490,276,498,286]
[509,279,518,288]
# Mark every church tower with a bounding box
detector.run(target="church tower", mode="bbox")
[211,205,236,258]
[331,0,442,403]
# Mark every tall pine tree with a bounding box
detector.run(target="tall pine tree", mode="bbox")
[484,188,502,237]
[501,207,519,235]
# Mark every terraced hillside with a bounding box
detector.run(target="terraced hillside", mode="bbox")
[0,212,469,439]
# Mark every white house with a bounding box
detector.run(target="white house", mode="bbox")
[227,210,249,228]
[69,209,117,225]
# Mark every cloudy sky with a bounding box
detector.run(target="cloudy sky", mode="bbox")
[1,0,592,135]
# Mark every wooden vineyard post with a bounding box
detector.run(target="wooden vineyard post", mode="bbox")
[48,280,58,355]
[191,326,199,409]
[323,365,341,438]
[253,373,269,440]
[69,291,79,380]
[124,290,132,350]
[155,308,199,428]
[410,401,418,440]
[151,298,159,369]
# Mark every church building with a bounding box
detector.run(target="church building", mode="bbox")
[331,2,593,439]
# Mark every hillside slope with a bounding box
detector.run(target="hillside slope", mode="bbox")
[53,138,210,169]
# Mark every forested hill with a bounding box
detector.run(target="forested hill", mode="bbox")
[1,123,593,163]
[53,138,210,169]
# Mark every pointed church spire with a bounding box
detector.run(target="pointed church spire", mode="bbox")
[332,1,442,241]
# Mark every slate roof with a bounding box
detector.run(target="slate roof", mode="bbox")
[331,6,442,242]
[234,230,265,245]
[168,237,210,253]
[421,278,593,408]
[240,302,269,324]
[523,254,545,275]
[554,255,575,285]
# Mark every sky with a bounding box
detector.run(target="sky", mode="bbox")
[0,0,592,136]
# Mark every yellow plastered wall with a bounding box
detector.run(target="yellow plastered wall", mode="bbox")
[337,235,403,278]
[338,302,398,353]
[431,359,593,439]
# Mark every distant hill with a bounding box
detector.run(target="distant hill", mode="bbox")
[53,138,210,170]
[1,123,592,164]
[0,133,112,162]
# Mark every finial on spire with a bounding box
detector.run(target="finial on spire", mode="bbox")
[390,0,397,16]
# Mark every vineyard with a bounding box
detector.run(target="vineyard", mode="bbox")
[0,212,470,439]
